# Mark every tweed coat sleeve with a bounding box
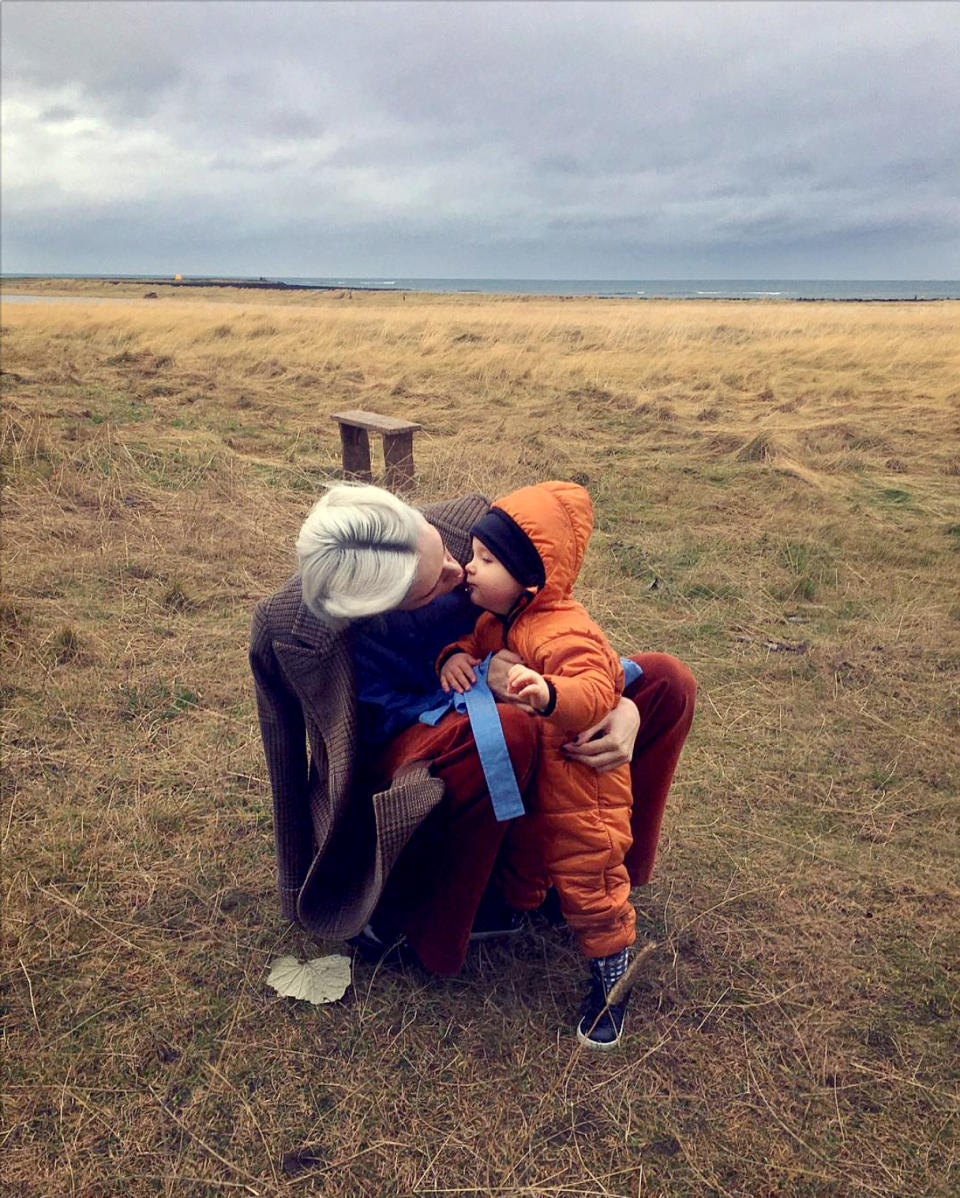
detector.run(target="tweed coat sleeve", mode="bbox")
[418,492,489,566]
[249,592,315,920]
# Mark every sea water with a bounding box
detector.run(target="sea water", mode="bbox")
[281,278,960,300]
[3,276,959,300]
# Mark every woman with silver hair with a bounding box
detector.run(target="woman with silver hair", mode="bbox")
[250,483,695,975]
[295,483,464,620]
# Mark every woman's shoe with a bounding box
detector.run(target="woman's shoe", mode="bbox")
[535,887,565,926]
[347,922,416,967]
[468,894,526,940]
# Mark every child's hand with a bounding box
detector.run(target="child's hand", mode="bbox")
[506,664,550,711]
[440,652,480,694]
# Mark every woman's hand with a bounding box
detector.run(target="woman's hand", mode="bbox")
[486,650,539,713]
[506,663,550,711]
[439,652,480,694]
[485,650,524,700]
[561,697,641,773]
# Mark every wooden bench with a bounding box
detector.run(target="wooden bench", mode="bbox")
[330,409,421,489]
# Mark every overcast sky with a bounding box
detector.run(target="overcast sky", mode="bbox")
[2,0,958,278]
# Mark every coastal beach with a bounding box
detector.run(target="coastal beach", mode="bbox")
[3,274,960,300]
[2,280,958,1195]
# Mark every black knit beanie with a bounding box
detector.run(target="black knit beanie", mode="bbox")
[470,507,545,588]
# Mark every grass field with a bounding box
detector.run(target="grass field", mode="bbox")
[2,280,958,1197]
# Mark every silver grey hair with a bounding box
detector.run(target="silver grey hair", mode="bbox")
[296,483,427,620]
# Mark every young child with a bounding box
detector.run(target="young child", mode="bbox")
[438,480,636,1049]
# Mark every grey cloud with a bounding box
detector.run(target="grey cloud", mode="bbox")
[2,0,959,276]
[263,111,327,141]
[38,105,79,124]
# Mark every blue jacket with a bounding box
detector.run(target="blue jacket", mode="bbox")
[351,590,477,752]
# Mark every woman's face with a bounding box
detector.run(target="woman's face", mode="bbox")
[396,523,464,610]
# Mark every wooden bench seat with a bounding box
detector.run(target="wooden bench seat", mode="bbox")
[330,408,421,489]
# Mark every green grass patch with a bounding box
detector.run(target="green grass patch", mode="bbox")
[684,581,739,601]
[876,486,913,506]
[117,678,199,722]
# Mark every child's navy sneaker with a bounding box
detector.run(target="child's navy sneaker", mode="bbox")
[576,948,632,1050]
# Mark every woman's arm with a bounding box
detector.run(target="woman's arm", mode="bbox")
[560,698,641,773]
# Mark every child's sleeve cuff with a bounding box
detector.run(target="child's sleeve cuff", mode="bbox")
[435,645,465,675]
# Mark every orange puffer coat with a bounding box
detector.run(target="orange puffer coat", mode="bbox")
[445,480,636,959]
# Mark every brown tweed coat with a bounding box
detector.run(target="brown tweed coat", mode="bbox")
[250,492,490,938]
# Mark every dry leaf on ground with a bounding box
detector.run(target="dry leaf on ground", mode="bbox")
[267,954,352,1004]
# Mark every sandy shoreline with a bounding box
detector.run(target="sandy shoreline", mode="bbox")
[2,275,957,302]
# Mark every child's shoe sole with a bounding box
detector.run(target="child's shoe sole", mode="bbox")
[576,1016,625,1050]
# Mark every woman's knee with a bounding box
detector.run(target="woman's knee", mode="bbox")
[628,652,697,729]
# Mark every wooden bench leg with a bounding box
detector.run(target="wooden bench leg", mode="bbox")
[383,430,415,489]
[340,424,372,481]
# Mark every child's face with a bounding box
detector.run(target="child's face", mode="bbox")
[464,537,525,615]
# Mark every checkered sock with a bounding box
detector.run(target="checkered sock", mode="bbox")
[595,947,630,991]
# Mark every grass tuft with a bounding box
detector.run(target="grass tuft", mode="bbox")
[736,431,780,461]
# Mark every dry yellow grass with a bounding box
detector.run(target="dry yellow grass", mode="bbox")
[2,282,959,1197]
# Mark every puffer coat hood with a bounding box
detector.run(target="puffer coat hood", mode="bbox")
[492,480,594,606]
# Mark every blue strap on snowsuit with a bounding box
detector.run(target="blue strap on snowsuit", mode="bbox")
[418,654,644,824]
[419,653,526,822]
[621,657,643,689]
